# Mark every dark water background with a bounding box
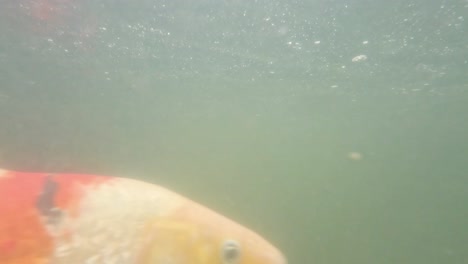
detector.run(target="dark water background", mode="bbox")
[1,0,467,263]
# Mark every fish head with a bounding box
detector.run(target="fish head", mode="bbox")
[139,199,287,264]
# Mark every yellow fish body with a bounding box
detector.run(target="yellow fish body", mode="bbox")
[0,169,286,264]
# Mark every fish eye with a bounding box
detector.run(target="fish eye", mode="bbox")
[222,239,241,264]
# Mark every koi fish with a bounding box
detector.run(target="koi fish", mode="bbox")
[0,168,287,264]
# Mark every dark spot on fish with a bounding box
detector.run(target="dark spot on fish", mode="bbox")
[36,175,63,226]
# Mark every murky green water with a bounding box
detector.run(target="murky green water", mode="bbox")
[1,0,467,263]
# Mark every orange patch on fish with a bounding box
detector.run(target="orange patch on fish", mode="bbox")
[0,171,111,263]
[0,172,52,263]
